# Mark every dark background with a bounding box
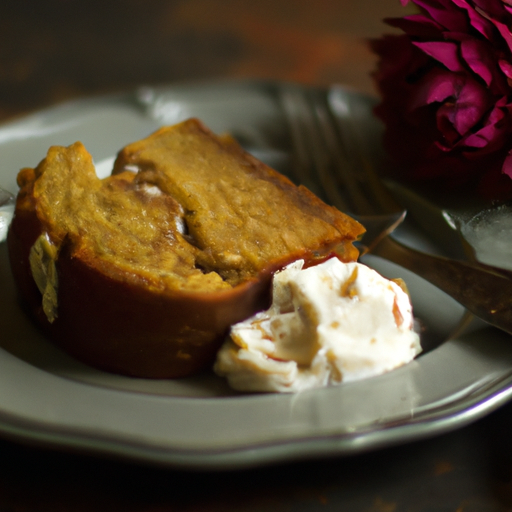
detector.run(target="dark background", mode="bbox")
[2,1,512,510]
[0,0,405,120]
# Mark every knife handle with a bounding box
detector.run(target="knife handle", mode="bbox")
[373,235,512,336]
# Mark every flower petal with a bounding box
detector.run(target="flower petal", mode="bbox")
[413,0,469,31]
[452,0,500,40]
[499,59,512,79]
[479,10,512,53]
[446,76,491,134]
[472,0,508,21]
[371,34,427,87]
[460,38,494,85]
[371,0,512,198]
[410,68,491,136]
[463,101,507,148]
[413,41,465,71]
[436,104,461,145]
[409,69,458,108]
[386,14,444,38]
[502,152,512,178]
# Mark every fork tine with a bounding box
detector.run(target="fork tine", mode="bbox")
[279,85,512,337]
[280,87,325,200]
[325,88,402,215]
[294,92,351,212]
[282,87,363,212]
[308,90,375,215]
[281,85,391,216]
[280,85,402,219]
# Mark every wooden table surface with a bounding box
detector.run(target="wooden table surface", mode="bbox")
[2,1,512,510]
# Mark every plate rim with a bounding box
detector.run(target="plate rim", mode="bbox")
[1,79,511,470]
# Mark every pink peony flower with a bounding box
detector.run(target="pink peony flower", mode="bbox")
[371,0,512,200]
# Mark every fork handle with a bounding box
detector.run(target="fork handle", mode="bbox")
[373,236,512,335]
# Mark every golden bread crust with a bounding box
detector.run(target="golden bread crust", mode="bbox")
[8,118,364,378]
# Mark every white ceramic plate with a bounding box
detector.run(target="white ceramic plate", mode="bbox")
[1,80,512,470]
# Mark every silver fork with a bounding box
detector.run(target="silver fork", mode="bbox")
[280,85,512,336]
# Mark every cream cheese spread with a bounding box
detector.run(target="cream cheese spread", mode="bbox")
[29,233,59,323]
[214,258,421,393]
[0,188,15,243]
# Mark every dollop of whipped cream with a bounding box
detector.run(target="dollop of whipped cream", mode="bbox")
[214,258,421,393]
